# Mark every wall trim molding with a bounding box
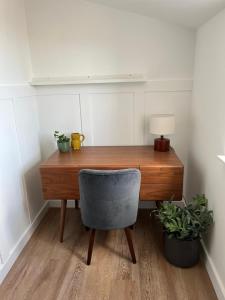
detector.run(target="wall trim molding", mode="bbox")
[49,200,78,208]
[34,79,193,95]
[30,74,146,86]
[144,79,192,92]
[48,200,157,209]
[30,77,192,90]
[0,83,30,87]
[48,199,186,209]
[0,79,193,98]
[201,240,225,300]
[0,84,35,99]
[0,202,49,284]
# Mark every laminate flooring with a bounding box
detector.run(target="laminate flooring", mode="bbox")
[0,208,217,300]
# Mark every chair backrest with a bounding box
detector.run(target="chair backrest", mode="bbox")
[79,169,141,230]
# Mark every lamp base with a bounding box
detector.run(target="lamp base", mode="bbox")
[154,137,170,152]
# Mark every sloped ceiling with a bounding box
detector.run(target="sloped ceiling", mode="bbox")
[87,0,225,28]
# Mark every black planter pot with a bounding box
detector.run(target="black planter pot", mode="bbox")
[164,232,200,268]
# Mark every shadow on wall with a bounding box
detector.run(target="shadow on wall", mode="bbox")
[185,151,204,202]
[23,161,44,222]
[186,151,215,254]
[40,134,57,160]
[0,160,44,263]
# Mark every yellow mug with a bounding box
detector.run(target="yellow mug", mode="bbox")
[71,132,85,150]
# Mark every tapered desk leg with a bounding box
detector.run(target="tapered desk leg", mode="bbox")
[155,201,163,209]
[75,199,79,209]
[59,200,67,243]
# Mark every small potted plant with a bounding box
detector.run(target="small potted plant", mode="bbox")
[54,131,70,153]
[155,194,213,267]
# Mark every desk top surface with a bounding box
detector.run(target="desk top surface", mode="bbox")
[40,146,183,169]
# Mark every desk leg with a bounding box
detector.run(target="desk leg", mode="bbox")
[59,200,67,243]
[75,199,79,209]
[155,201,163,209]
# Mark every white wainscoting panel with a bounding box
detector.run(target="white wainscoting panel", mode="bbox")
[0,99,30,263]
[81,92,135,146]
[35,84,192,166]
[37,94,82,159]
[13,97,44,221]
[35,82,192,204]
[0,85,49,283]
[133,91,145,145]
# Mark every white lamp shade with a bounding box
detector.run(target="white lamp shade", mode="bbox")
[150,114,175,135]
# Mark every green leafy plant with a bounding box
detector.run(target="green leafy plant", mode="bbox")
[54,131,70,143]
[154,194,213,240]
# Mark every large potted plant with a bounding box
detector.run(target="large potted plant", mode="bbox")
[54,131,70,153]
[155,194,213,267]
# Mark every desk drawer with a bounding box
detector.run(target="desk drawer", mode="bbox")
[40,168,79,199]
[140,183,182,201]
[141,167,183,184]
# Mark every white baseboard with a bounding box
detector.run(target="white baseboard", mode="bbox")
[49,199,186,209]
[49,200,77,208]
[0,202,49,284]
[49,200,157,209]
[49,200,157,208]
[201,240,225,300]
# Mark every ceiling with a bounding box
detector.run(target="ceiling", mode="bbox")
[87,0,225,28]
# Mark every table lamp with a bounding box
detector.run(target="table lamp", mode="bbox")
[150,114,175,152]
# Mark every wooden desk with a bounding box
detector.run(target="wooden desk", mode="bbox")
[40,146,184,241]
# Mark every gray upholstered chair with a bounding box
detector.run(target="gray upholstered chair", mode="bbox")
[79,169,141,265]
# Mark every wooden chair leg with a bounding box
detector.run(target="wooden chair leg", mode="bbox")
[75,199,79,209]
[59,200,67,243]
[124,228,136,264]
[87,229,96,265]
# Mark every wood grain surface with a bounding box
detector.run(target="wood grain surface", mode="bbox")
[40,146,184,201]
[0,209,217,300]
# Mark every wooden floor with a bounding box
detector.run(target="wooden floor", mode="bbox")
[0,208,217,300]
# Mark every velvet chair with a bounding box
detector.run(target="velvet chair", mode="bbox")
[79,169,141,265]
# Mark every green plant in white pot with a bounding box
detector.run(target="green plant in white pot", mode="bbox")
[155,194,213,267]
[54,131,70,153]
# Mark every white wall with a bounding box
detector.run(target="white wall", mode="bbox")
[0,0,32,84]
[25,0,195,79]
[25,0,195,191]
[0,0,47,283]
[0,0,224,298]
[0,0,195,284]
[187,8,225,300]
